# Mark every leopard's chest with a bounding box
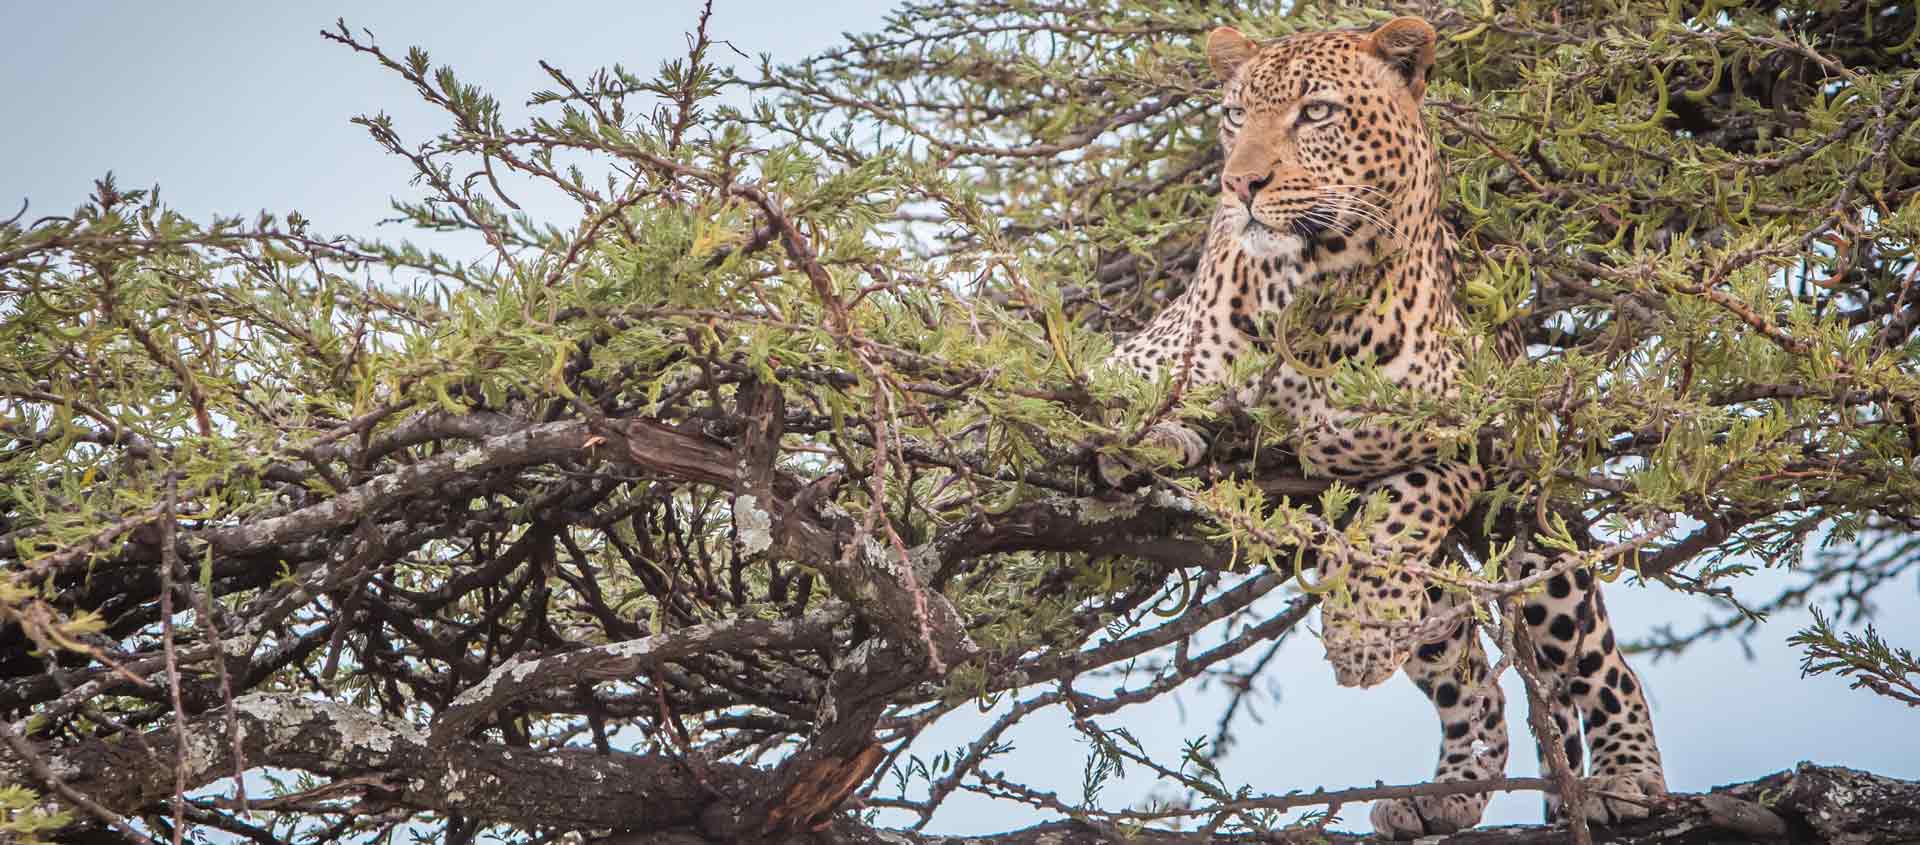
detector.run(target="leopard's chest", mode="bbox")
[1232,280,1461,479]
[1107,216,1463,481]
[1238,357,1450,478]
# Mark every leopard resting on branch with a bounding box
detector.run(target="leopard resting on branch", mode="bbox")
[1096,17,1669,837]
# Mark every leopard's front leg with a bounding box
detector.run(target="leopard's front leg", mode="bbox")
[1324,460,1500,838]
[1320,461,1484,688]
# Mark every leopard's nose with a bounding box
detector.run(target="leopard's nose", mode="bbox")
[1224,171,1274,205]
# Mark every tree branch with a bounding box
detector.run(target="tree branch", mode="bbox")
[20,693,1907,845]
[432,614,840,744]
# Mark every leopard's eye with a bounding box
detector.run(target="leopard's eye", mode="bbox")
[1299,101,1340,123]
[1223,105,1247,127]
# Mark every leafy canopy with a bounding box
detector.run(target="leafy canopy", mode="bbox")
[1,0,1916,842]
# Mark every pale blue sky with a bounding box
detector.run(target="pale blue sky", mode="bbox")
[4,1,1915,835]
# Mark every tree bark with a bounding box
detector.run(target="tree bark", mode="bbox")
[12,691,1913,845]
[603,763,1918,845]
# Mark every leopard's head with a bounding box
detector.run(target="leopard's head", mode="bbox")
[1206,18,1441,262]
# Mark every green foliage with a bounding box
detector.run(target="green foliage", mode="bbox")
[2,0,1918,839]
[0,785,71,845]
[1792,607,1920,707]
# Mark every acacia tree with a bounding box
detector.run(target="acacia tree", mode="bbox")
[3,1,1918,843]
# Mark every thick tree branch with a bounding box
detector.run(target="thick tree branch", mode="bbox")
[17,694,1909,845]
[6,693,719,832]
[597,764,1919,845]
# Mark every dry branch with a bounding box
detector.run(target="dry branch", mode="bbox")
[14,697,1904,845]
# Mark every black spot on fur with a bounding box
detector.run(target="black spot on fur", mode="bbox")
[1523,603,1547,626]
[1578,651,1605,677]
[1549,614,1576,641]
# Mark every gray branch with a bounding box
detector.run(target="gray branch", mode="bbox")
[8,692,719,832]
[11,694,1913,845]
[600,764,1920,845]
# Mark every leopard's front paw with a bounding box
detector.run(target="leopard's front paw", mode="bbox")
[1094,421,1206,488]
[1371,792,1488,839]
[1322,618,1411,689]
[1325,632,1407,689]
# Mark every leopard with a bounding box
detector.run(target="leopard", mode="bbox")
[1096,17,1669,838]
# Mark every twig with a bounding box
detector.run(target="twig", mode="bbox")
[0,717,160,845]
[159,479,191,845]
[1504,596,1593,845]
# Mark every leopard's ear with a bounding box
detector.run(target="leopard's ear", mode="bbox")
[1207,26,1258,81]
[1368,16,1437,100]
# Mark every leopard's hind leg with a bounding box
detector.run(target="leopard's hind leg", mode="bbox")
[1517,554,1668,824]
[1370,589,1511,838]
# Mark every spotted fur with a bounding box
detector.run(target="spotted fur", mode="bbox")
[1100,18,1668,837]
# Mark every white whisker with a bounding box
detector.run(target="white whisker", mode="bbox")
[1310,186,1403,240]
